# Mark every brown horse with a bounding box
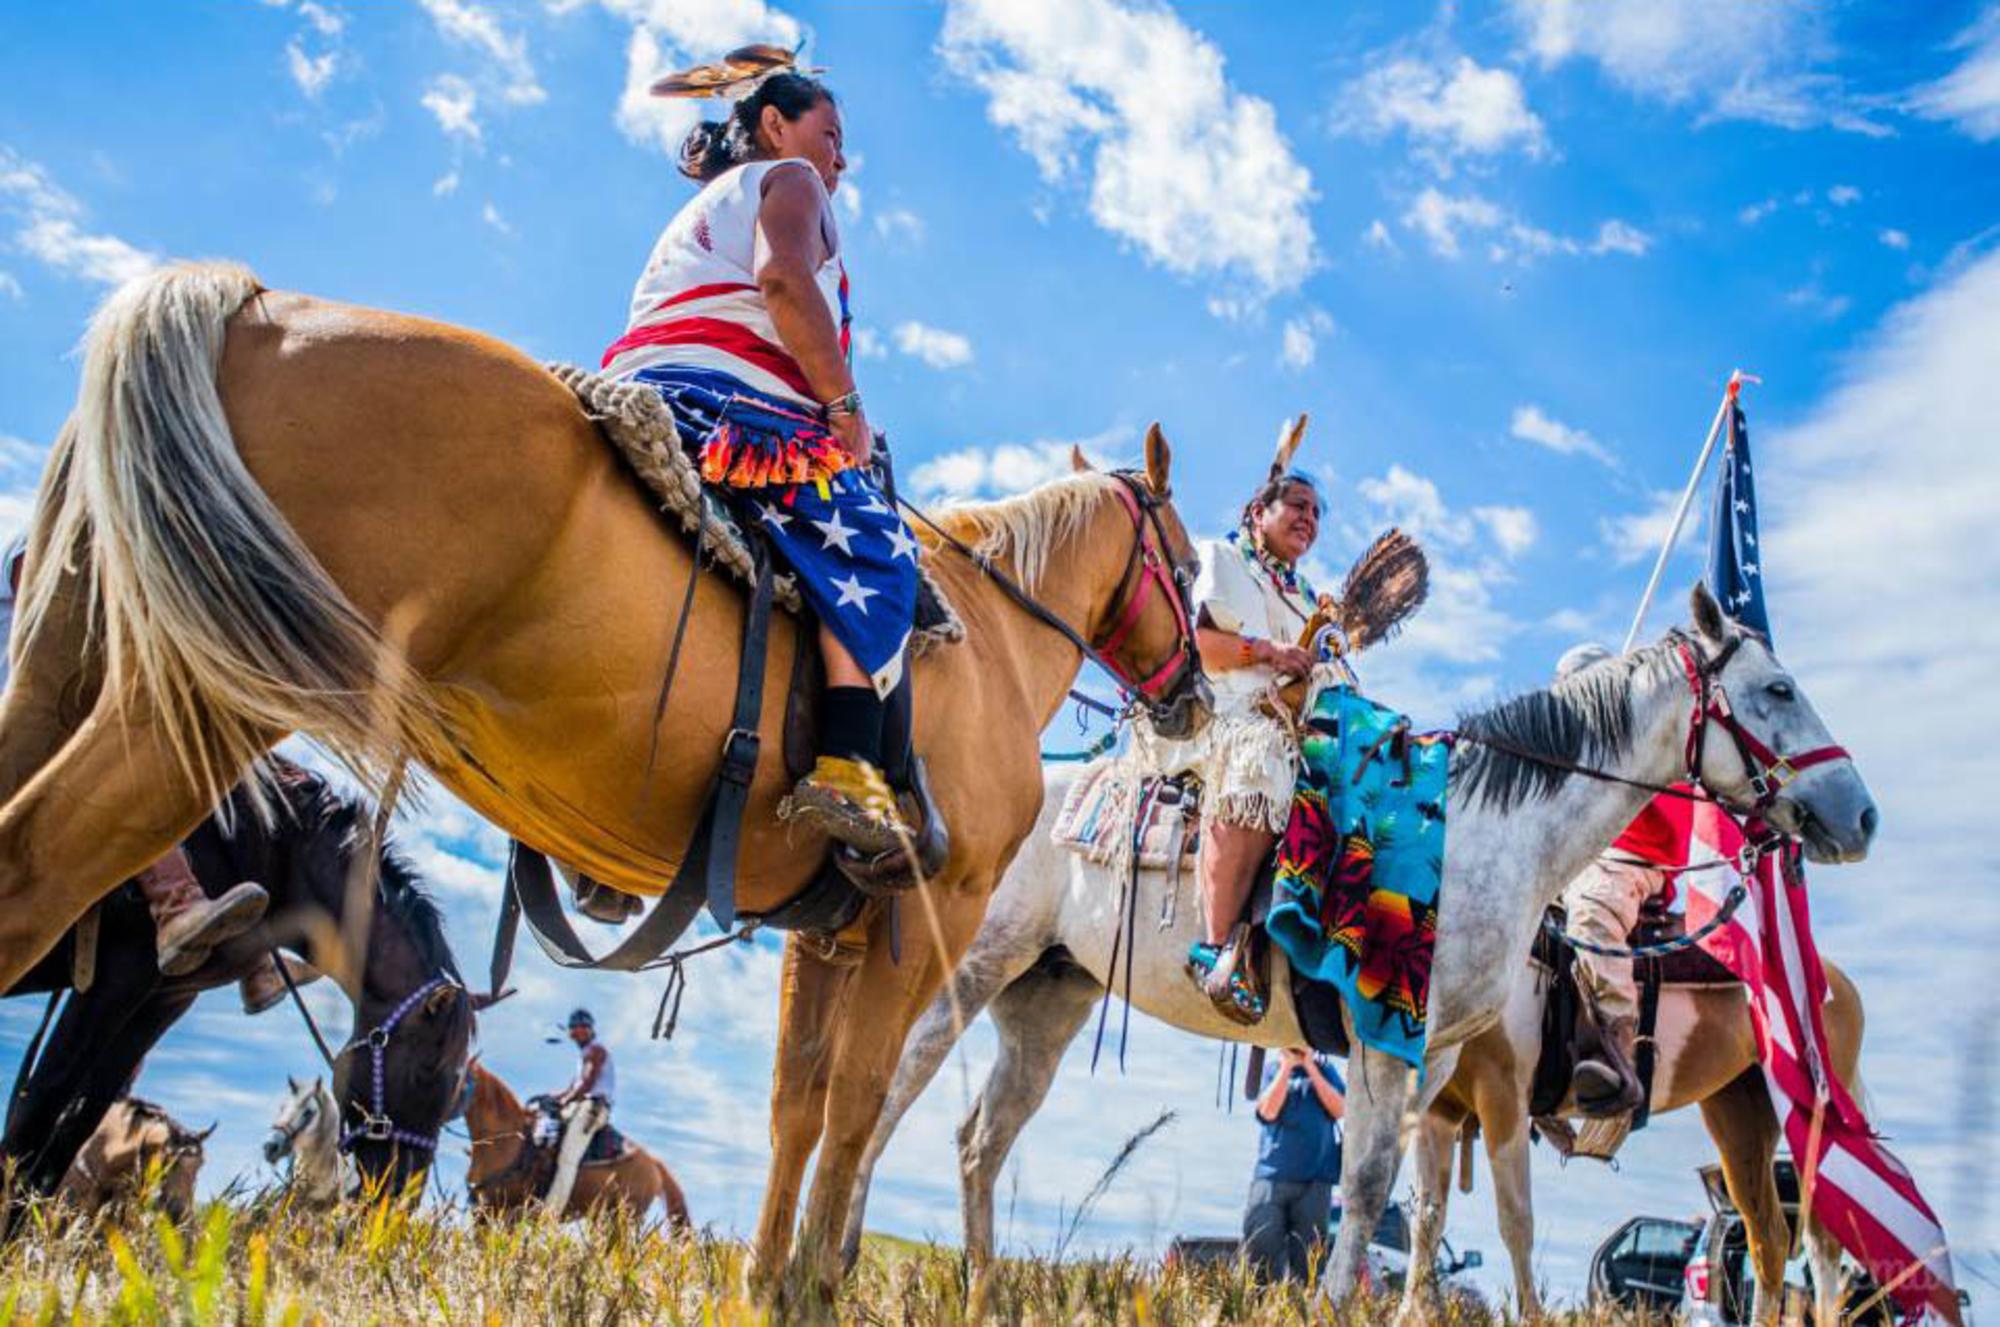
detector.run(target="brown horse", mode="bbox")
[462,1063,688,1228]
[55,1097,210,1223]
[0,261,1206,1296]
[1400,957,1867,1326]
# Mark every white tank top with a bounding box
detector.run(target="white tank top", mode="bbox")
[576,1043,615,1107]
[601,159,848,406]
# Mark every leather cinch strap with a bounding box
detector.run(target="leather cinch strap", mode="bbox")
[492,544,777,983]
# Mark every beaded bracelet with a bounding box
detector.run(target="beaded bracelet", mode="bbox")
[1238,635,1260,666]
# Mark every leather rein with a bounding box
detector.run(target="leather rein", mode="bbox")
[897,470,1203,718]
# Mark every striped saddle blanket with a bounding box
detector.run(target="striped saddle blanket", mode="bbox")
[1050,760,1199,868]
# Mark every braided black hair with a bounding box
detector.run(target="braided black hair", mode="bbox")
[678,72,836,183]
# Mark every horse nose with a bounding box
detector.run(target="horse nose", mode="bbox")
[1859,803,1879,844]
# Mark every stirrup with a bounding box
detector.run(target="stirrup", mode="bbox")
[781,756,911,856]
[1186,935,1265,1026]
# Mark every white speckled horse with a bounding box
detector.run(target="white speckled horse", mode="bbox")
[848,587,1875,1304]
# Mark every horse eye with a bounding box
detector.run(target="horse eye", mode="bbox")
[1766,680,1795,702]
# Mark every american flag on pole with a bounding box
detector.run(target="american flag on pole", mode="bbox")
[1680,386,1959,1324]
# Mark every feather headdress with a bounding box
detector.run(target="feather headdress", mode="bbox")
[1269,414,1309,483]
[649,42,822,100]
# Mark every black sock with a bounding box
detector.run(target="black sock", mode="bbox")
[820,686,885,766]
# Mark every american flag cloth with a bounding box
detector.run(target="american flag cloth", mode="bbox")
[1680,806,1959,1324]
[1708,398,1773,640]
[629,365,917,698]
[1685,389,1957,1322]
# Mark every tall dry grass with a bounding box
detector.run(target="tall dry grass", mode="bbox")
[0,1185,1632,1326]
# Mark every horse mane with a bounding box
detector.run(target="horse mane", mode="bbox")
[279,772,461,983]
[1451,638,1679,811]
[470,1063,527,1128]
[940,470,1119,593]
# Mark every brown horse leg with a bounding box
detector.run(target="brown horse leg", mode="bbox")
[0,689,263,991]
[1700,1068,1787,1327]
[748,930,865,1299]
[793,887,988,1298]
[1397,1109,1461,1324]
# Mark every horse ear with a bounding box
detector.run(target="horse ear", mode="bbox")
[1070,444,1095,474]
[1690,581,1727,642]
[423,982,461,1018]
[312,1075,322,1092]
[1143,423,1172,494]
[288,1074,299,1094]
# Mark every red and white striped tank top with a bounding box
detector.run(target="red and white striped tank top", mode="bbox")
[601,158,848,406]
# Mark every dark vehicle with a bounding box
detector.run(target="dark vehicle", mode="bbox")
[1590,1214,1704,1312]
[1167,1199,1483,1303]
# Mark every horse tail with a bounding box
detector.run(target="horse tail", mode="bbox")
[653,1154,690,1231]
[20,261,441,805]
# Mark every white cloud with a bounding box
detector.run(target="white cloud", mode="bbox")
[0,270,20,300]
[1827,183,1862,206]
[417,0,545,106]
[1361,217,1398,253]
[0,147,157,287]
[893,320,974,370]
[1510,403,1616,467]
[1336,54,1549,168]
[1879,227,1911,251]
[1598,487,1700,565]
[285,39,338,98]
[1506,0,1889,135]
[480,201,511,235]
[1401,187,1649,264]
[1739,197,1778,225]
[296,1,344,37]
[850,326,887,360]
[909,429,1123,502]
[432,170,461,198]
[941,0,1317,299]
[1784,282,1852,320]
[420,74,483,145]
[1909,5,2000,141]
[874,208,925,245]
[1473,505,1538,558]
[1278,308,1333,371]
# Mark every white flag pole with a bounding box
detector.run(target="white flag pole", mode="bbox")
[1620,371,1748,652]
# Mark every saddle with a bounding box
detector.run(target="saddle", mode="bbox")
[1528,899,1740,1149]
[1050,765,1350,1058]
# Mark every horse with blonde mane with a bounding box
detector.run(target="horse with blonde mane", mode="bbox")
[0,261,1208,1298]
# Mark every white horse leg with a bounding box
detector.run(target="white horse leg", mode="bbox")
[1804,1216,1847,1327]
[960,959,1101,1265]
[1394,1110,1459,1326]
[839,930,1044,1271]
[1487,1119,1540,1318]
[1325,1042,1416,1301]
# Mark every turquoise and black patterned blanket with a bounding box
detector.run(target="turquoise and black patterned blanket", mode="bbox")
[1265,685,1452,1069]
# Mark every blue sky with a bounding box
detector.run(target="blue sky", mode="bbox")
[3,0,1998,1306]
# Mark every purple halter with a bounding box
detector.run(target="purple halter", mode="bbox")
[338,974,457,1154]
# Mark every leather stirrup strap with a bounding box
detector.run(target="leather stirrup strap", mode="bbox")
[1632,955,1661,1131]
[489,547,777,982]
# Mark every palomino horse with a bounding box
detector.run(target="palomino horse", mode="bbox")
[1399,954,1865,1326]
[56,1098,210,1222]
[263,1076,351,1208]
[462,1063,689,1229]
[0,262,1206,1295]
[3,768,473,1203]
[847,598,1875,1302]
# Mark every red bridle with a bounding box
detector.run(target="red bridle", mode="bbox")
[1675,636,1851,817]
[1093,479,1199,702]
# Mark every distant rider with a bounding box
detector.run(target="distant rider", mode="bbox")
[538,1007,617,1214]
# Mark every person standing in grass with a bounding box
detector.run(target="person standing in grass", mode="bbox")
[1243,1047,1346,1283]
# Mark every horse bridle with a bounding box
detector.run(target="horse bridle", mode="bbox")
[334,974,464,1155]
[899,470,1205,721]
[1673,632,1850,819]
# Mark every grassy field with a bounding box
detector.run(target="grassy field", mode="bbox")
[0,1187,1636,1327]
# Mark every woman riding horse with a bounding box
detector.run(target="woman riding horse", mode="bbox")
[1149,420,1324,1024]
[605,51,917,855]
